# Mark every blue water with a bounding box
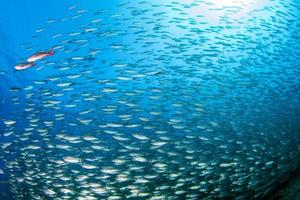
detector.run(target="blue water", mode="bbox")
[0,0,300,199]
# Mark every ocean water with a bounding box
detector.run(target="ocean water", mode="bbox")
[0,0,300,199]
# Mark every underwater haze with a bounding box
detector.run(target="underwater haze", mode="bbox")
[0,0,300,199]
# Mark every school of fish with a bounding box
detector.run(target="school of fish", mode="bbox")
[1,0,300,199]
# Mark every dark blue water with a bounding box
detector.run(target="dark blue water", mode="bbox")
[0,0,300,199]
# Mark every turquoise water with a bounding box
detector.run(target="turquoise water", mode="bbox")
[0,0,300,199]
